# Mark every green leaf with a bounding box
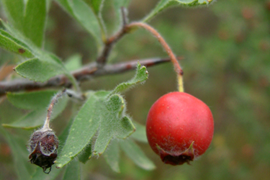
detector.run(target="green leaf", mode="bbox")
[92,94,135,155]
[23,0,47,47]
[110,63,148,95]
[30,166,62,180]
[3,96,68,129]
[78,145,92,164]
[88,0,106,39]
[14,58,65,82]
[0,29,34,58]
[62,159,81,180]
[55,92,101,168]
[1,0,24,31]
[65,54,82,71]
[56,91,135,168]
[7,90,57,110]
[58,118,74,153]
[131,122,148,143]
[119,139,155,170]
[2,0,48,47]
[143,0,214,22]
[56,0,103,47]
[0,127,34,180]
[88,0,105,15]
[103,140,120,173]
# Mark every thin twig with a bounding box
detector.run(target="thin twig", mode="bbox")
[0,57,179,96]
[96,28,128,67]
[121,7,128,26]
[96,7,130,67]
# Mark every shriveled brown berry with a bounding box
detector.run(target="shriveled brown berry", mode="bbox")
[28,129,59,173]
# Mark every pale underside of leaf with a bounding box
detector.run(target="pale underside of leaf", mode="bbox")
[0,127,34,180]
[131,121,148,143]
[143,0,214,22]
[64,54,82,71]
[120,139,156,170]
[7,90,57,110]
[2,96,68,129]
[103,140,120,173]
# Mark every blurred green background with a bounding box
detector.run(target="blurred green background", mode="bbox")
[1,0,270,179]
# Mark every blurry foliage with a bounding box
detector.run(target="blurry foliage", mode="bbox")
[1,0,270,180]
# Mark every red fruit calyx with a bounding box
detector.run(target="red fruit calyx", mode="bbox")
[146,92,214,165]
[157,141,195,165]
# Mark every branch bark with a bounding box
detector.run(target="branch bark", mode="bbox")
[0,57,182,96]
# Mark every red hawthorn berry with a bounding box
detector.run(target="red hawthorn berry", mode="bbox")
[146,92,214,165]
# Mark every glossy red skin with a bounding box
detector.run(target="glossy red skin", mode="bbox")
[146,92,214,165]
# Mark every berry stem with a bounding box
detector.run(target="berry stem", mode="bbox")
[42,89,67,130]
[126,22,184,92]
[42,89,85,130]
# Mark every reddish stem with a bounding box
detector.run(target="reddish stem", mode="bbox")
[126,22,184,92]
